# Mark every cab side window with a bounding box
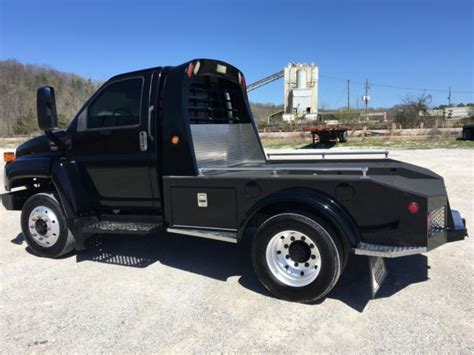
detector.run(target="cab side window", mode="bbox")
[87,77,143,129]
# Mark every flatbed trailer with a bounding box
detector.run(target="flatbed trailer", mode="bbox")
[1,59,468,303]
[304,125,349,146]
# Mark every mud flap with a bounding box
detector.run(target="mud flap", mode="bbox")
[369,256,388,298]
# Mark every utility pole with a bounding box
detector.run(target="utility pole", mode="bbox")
[363,79,371,121]
[448,86,452,106]
[347,80,350,110]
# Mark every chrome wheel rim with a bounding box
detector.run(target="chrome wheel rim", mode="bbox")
[265,230,321,287]
[28,206,60,247]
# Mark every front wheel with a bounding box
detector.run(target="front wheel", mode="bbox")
[252,213,344,303]
[21,193,75,258]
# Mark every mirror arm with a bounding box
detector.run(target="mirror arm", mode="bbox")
[45,130,67,150]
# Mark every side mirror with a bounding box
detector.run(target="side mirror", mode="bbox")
[37,86,58,131]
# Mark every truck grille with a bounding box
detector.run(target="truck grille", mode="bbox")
[428,206,446,236]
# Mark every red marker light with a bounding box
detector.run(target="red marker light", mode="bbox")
[240,74,246,89]
[407,202,419,214]
[186,62,195,78]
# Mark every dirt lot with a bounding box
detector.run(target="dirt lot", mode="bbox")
[0,148,473,353]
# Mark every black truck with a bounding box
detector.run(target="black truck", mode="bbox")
[1,59,468,302]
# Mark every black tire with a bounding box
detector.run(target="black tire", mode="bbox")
[21,193,75,258]
[339,131,348,143]
[252,213,344,303]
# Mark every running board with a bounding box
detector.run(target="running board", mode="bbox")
[83,221,161,235]
[353,243,427,258]
[167,227,238,243]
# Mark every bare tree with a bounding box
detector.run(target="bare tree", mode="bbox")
[0,60,98,136]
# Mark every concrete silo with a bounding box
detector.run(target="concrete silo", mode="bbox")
[283,63,319,122]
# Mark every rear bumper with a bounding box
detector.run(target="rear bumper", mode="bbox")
[428,209,468,250]
[447,210,467,242]
[354,209,467,258]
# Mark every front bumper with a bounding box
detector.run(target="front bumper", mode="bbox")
[1,190,29,211]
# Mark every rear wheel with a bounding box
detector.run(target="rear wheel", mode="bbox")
[252,213,344,303]
[21,193,75,258]
[339,131,348,143]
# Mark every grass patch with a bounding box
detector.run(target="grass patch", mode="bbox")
[261,137,474,150]
[342,140,474,149]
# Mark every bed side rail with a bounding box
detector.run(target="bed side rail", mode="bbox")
[267,150,389,159]
[198,166,370,178]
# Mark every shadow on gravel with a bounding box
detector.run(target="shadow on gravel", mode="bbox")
[74,232,428,312]
[11,233,25,245]
[300,141,337,149]
[327,254,428,312]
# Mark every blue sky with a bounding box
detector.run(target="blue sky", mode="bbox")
[1,0,473,108]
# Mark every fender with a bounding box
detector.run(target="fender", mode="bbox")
[50,158,94,219]
[238,187,360,247]
[4,156,51,191]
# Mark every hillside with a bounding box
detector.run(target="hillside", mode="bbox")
[0,60,283,136]
[0,60,98,135]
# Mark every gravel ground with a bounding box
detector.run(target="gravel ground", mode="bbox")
[0,148,473,353]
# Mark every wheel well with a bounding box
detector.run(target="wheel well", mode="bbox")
[8,178,56,210]
[240,201,354,259]
[11,177,52,190]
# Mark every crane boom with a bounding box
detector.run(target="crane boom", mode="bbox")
[247,70,284,92]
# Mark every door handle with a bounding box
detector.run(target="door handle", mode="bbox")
[139,131,148,152]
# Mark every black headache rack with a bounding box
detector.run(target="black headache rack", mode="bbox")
[188,75,250,125]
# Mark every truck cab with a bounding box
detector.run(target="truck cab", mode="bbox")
[2,59,468,303]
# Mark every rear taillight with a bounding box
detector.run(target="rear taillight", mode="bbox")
[3,152,15,163]
[407,202,419,214]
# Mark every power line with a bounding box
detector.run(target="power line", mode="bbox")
[319,74,474,94]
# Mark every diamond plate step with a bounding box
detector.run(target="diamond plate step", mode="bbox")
[353,242,427,258]
[83,221,161,235]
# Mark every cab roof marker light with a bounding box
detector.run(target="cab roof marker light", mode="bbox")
[216,64,227,74]
[240,73,246,89]
[193,61,201,75]
[186,62,195,78]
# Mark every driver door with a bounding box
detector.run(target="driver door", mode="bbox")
[70,72,155,210]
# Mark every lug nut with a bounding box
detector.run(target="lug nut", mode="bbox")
[300,271,304,276]
[301,236,306,241]
[284,244,289,249]
[311,255,316,259]
[277,250,281,254]
[310,244,314,248]
[294,262,298,267]
[305,262,309,267]
[285,255,290,259]
[290,236,295,241]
